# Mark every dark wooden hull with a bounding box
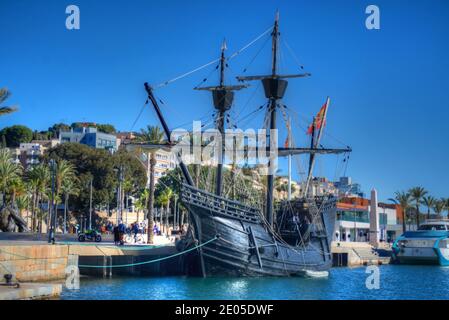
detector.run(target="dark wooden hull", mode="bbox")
[181,184,336,277]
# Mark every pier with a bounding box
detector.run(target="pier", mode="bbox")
[0,237,185,299]
[331,242,392,267]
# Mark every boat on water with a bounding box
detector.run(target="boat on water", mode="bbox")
[392,220,449,266]
[131,12,351,277]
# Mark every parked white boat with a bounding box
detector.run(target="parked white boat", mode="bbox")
[392,220,449,265]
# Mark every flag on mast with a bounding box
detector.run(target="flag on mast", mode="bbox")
[307,98,329,135]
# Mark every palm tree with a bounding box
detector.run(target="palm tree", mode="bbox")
[26,164,50,232]
[138,125,164,243]
[390,191,411,233]
[54,160,76,232]
[156,187,173,235]
[135,189,149,223]
[60,178,79,233]
[0,148,23,205]
[409,186,427,228]
[421,195,436,220]
[0,88,18,116]
[444,198,449,218]
[433,199,446,219]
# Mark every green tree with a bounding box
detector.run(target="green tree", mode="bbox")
[32,130,51,140]
[0,148,23,205]
[156,187,173,234]
[54,159,77,231]
[444,198,449,217]
[0,125,33,147]
[0,88,18,116]
[135,189,149,223]
[25,164,50,232]
[97,124,116,134]
[136,125,165,244]
[409,187,427,228]
[45,143,146,224]
[48,123,71,139]
[421,195,436,219]
[433,199,446,219]
[390,191,411,233]
[60,178,80,233]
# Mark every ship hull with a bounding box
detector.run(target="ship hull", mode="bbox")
[181,185,336,277]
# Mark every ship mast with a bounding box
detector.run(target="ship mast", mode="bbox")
[195,40,247,196]
[237,12,312,226]
[266,12,280,227]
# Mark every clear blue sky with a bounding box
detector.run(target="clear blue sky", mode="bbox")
[1,0,448,201]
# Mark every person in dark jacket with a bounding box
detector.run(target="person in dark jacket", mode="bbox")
[118,220,126,245]
[132,222,139,242]
[113,224,120,245]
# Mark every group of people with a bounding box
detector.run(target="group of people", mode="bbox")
[109,220,163,245]
[113,220,127,245]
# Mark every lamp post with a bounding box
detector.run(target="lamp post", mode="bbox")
[48,159,57,244]
[89,178,93,230]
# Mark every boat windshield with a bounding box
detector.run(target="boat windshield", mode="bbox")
[418,224,448,231]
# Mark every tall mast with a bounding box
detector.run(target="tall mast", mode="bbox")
[266,11,280,227]
[216,40,227,196]
[195,40,247,197]
[237,11,311,226]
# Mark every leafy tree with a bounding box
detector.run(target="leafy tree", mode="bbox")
[445,198,449,217]
[69,122,116,134]
[0,148,23,205]
[156,187,173,234]
[0,125,33,147]
[433,199,446,219]
[97,124,116,134]
[409,187,428,228]
[48,123,71,138]
[32,130,51,140]
[136,125,165,243]
[71,122,96,130]
[390,191,411,233]
[60,178,80,233]
[44,143,146,225]
[0,88,18,116]
[421,195,436,219]
[25,164,50,232]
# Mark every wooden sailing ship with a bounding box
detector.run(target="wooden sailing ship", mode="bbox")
[140,13,351,277]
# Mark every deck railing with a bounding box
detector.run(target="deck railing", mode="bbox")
[181,183,262,223]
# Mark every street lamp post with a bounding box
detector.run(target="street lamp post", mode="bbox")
[89,178,93,230]
[48,159,57,244]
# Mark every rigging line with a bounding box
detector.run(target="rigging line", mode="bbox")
[193,63,220,89]
[78,237,218,268]
[282,38,305,70]
[171,111,214,129]
[234,81,262,122]
[154,58,220,89]
[227,25,273,61]
[240,32,271,73]
[153,25,272,90]
[130,100,149,131]
[285,104,350,148]
[234,104,266,125]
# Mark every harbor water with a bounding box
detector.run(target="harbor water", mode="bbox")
[61,265,449,300]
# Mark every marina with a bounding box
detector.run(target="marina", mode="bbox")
[1,1,449,303]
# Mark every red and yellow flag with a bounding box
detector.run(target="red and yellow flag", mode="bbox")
[307,100,328,135]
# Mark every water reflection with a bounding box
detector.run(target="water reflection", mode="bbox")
[61,265,449,300]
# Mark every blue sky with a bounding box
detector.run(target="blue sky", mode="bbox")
[1,0,448,201]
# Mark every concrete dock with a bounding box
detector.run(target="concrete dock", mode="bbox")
[0,282,62,300]
[331,241,392,267]
[0,238,185,300]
